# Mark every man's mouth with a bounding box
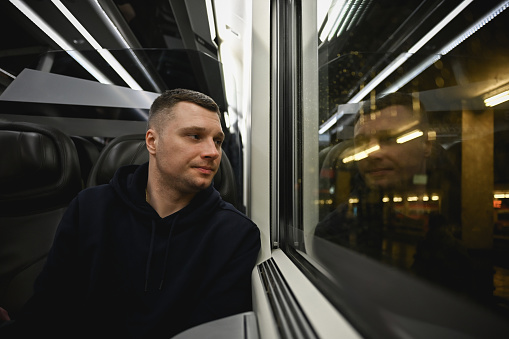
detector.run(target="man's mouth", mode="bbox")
[194,166,215,175]
[366,168,394,176]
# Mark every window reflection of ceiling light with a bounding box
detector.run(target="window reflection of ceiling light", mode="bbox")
[51,0,142,90]
[319,0,347,42]
[408,0,474,54]
[383,0,509,95]
[396,129,423,143]
[319,0,475,133]
[342,144,380,163]
[353,0,473,103]
[10,0,112,85]
[485,90,509,107]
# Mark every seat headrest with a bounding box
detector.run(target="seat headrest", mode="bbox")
[87,134,148,187]
[87,134,238,207]
[0,122,82,216]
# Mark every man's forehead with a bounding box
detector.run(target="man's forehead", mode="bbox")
[169,106,223,133]
[355,105,417,135]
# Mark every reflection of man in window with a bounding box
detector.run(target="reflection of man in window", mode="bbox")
[354,97,431,191]
[315,92,477,295]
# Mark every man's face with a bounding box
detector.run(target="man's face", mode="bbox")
[148,101,224,195]
[354,105,430,191]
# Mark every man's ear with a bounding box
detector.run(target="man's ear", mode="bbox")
[146,129,157,155]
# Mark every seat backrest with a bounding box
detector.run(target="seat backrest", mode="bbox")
[87,134,238,208]
[0,121,82,317]
[70,135,100,186]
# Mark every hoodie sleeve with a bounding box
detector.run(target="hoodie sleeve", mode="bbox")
[186,219,261,329]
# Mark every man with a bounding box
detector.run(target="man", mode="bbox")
[0,89,260,338]
[315,92,466,278]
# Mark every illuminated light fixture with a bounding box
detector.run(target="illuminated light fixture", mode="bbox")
[431,195,440,201]
[342,144,380,163]
[349,198,359,204]
[224,111,231,129]
[335,0,359,38]
[382,196,390,203]
[408,0,474,54]
[50,0,142,91]
[382,0,509,95]
[494,193,509,199]
[0,68,16,79]
[396,129,423,144]
[319,111,343,134]
[350,53,411,103]
[422,195,429,201]
[319,0,348,42]
[485,90,509,107]
[428,130,437,141]
[89,0,162,92]
[10,0,112,85]
[205,0,217,43]
[393,197,403,202]
[407,196,418,201]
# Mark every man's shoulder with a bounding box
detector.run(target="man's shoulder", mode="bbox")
[218,201,256,223]
[204,201,259,237]
[73,184,119,209]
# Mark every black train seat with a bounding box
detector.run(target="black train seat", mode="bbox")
[0,121,82,317]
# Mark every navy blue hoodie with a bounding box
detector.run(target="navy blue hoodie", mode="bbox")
[7,162,260,338]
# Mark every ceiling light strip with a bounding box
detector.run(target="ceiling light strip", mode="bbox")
[90,1,162,92]
[325,0,349,41]
[51,0,142,91]
[9,0,113,85]
[382,0,509,95]
[0,68,16,79]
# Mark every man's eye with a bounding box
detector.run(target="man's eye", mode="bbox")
[354,137,368,146]
[189,134,199,140]
[215,139,223,146]
[378,135,398,144]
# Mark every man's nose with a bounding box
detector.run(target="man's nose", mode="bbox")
[363,139,384,159]
[202,139,220,159]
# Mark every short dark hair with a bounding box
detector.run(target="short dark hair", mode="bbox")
[355,92,428,127]
[148,88,221,131]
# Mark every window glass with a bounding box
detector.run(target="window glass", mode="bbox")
[295,0,509,332]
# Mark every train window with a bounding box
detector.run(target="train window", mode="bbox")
[285,0,509,337]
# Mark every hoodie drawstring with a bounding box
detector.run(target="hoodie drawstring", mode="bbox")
[144,216,178,292]
[159,216,178,290]
[145,220,156,292]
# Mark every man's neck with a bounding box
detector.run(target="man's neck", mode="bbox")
[146,178,195,218]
